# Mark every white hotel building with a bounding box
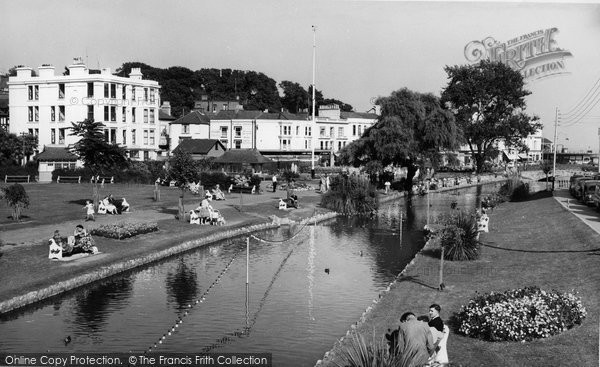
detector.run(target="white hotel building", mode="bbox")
[205,104,378,161]
[8,61,161,161]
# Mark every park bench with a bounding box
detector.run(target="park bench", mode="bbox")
[90,176,114,184]
[228,184,258,194]
[56,175,81,183]
[4,175,31,183]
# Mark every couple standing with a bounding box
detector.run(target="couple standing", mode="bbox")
[387,304,448,366]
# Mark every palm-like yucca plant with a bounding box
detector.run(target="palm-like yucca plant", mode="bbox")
[438,210,481,261]
[331,331,403,367]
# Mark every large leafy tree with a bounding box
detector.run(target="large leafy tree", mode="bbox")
[0,131,37,165]
[339,88,459,189]
[70,118,128,210]
[69,119,128,173]
[441,60,542,173]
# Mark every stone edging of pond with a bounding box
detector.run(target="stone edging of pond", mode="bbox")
[315,232,439,366]
[0,212,339,315]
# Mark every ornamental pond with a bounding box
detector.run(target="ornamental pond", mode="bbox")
[0,184,498,366]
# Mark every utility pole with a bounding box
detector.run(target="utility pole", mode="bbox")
[552,107,558,191]
[597,128,600,173]
[311,25,316,179]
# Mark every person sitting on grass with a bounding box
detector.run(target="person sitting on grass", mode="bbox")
[68,225,97,255]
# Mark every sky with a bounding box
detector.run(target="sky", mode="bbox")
[3,0,600,151]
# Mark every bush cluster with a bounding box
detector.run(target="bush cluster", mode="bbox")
[320,173,378,214]
[499,176,530,201]
[90,222,159,239]
[0,162,39,181]
[456,286,587,342]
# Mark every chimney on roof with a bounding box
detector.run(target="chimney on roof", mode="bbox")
[15,66,33,79]
[129,67,143,80]
[161,101,171,116]
[38,64,55,78]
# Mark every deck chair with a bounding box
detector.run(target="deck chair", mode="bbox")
[190,210,200,225]
[48,239,63,260]
[279,199,287,210]
[477,214,489,232]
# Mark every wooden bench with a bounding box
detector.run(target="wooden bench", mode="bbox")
[90,176,114,184]
[56,175,81,183]
[229,185,258,194]
[4,175,30,183]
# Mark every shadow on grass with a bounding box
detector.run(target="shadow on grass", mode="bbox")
[510,190,553,202]
[68,199,90,206]
[157,208,178,216]
[420,247,442,259]
[396,275,439,290]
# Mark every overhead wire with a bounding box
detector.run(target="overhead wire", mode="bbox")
[560,76,600,117]
[559,76,600,126]
[559,86,600,126]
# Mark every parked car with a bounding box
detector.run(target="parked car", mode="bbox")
[570,176,592,197]
[580,180,600,205]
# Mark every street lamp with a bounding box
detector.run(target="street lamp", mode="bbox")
[311,25,316,179]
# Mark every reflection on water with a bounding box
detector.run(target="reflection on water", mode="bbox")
[0,185,499,366]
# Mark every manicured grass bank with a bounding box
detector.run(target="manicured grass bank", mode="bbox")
[320,192,600,367]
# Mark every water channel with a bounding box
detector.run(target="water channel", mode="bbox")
[0,184,498,366]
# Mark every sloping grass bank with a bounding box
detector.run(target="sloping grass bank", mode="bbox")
[320,194,600,367]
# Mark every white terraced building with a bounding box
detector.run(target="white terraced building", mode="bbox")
[8,60,161,162]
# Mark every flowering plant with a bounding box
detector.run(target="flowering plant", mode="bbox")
[91,222,159,240]
[456,286,586,342]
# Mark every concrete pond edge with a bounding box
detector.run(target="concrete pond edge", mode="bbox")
[0,212,339,315]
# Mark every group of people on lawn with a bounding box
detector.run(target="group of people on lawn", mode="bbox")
[49,225,98,259]
[385,303,449,366]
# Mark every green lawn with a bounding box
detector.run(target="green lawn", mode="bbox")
[322,192,600,366]
[0,182,202,227]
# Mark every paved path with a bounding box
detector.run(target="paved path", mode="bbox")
[553,189,600,234]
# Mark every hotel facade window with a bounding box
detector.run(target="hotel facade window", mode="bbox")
[110,83,116,98]
[234,126,242,138]
[110,106,116,121]
[58,84,65,99]
[51,129,56,144]
[132,107,136,123]
[132,129,136,145]
[234,140,242,149]
[34,85,39,100]
[104,83,109,98]
[149,129,155,146]
[51,106,56,122]
[221,126,228,138]
[104,106,109,121]
[122,107,126,122]
[87,82,94,98]
[59,128,65,144]
[59,106,65,121]
[144,109,148,123]
[150,109,155,124]
[28,107,33,121]
[34,106,39,121]
[28,86,33,100]
[182,124,190,134]
[87,105,93,121]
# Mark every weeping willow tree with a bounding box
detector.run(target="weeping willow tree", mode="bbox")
[339,88,460,190]
[321,173,378,215]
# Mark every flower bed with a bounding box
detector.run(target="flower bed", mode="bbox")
[91,222,159,240]
[456,286,586,342]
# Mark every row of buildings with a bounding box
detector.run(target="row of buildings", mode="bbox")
[6,60,379,165]
[5,60,544,176]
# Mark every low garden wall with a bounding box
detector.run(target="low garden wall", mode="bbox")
[0,212,338,315]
